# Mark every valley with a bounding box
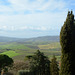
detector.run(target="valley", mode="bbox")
[0,36,61,61]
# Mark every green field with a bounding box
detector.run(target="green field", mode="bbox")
[0,42,32,50]
[1,51,19,57]
[0,42,61,61]
[38,42,60,49]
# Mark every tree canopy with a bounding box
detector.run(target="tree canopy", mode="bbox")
[0,54,13,75]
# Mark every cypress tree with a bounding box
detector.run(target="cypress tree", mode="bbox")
[50,55,59,75]
[60,11,75,75]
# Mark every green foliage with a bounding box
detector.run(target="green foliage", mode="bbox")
[0,54,13,69]
[25,55,33,59]
[60,11,75,75]
[50,55,59,75]
[30,50,50,75]
[18,70,33,75]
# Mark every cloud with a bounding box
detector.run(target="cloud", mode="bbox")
[26,26,50,31]
[0,0,74,37]
[0,11,67,31]
[0,25,50,31]
[0,0,66,14]
[0,25,7,30]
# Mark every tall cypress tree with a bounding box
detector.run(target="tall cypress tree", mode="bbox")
[60,11,75,75]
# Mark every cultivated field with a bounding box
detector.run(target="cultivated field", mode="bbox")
[0,41,61,61]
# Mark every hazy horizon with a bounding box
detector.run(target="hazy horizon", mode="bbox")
[0,0,75,38]
[0,35,59,39]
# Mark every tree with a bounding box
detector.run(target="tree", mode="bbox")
[30,50,50,75]
[50,55,59,75]
[0,54,13,75]
[60,11,75,75]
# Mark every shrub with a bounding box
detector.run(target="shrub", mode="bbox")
[18,70,33,75]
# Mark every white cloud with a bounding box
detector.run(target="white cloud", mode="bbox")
[0,25,50,31]
[0,0,67,16]
[19,26,28,30]
[0,5,13,12]
[36,27,48,30]
[0,0,71,37]
[5,0,66,13]
[0,9,67,32]
[28,26,50,31]
[0,10,67,30]
[0,25,7,30]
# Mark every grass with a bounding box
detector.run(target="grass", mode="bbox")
[1,51,20,57]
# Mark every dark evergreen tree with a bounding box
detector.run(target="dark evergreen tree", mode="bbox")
[50,55,59,75]
[30,50,50,75]
[60,11,75,75]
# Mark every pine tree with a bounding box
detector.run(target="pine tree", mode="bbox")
[30,50,50,75]
[60,11,75,75]
[50,55,59,75]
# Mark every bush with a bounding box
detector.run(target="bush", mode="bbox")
[18,70,33,75]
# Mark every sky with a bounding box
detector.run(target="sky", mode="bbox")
[0,0,75,38]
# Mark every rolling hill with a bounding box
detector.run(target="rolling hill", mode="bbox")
[0,36,60,61]
[0,36,59,42]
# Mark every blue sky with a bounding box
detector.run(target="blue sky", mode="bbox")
[0,0,75,38]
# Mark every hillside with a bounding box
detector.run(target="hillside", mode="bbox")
[0,36,59,42]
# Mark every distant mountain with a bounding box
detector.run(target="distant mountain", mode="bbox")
[0,36,21,42]
[0,36,59,42]
[20,36,59,42]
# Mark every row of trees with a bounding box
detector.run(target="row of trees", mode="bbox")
[18,50,59,75]
[0,50,59,75]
